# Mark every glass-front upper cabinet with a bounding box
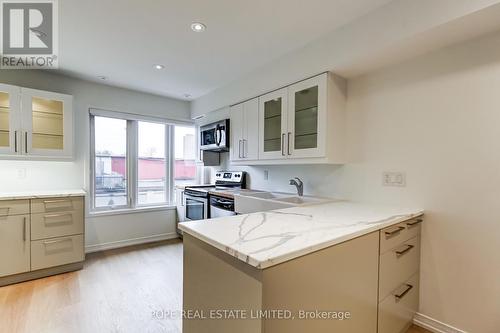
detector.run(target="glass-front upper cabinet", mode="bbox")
[21,88,73,158]
[258,88,287,160]
[287,74,327,158]
[0,84,21,155]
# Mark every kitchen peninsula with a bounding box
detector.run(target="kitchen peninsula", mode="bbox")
[179,201,423,333]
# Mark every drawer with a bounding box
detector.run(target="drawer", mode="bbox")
[379,236,420,301]
[0,200,30,216]
[31,234,84,271]
[31,210,84,240]
[380,217,422,254]
[31,196,84,214]
[378,273,419,333]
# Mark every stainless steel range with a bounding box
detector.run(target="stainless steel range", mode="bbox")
[181,171,246,226]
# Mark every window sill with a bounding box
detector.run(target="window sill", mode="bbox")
[88,204,177,218]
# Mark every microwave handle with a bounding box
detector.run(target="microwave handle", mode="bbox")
[215,124,222,146]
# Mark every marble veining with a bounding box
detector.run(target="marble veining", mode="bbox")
[179,201,423,269]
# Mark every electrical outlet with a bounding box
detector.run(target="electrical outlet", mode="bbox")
[382,172,406,187]
[263,170,269,181]
[17,168,27,179]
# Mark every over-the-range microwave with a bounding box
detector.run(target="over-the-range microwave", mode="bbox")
[200,119,229,152]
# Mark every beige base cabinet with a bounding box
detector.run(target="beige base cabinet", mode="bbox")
[0,205,30,277]
[0,195,85,286]
[183,216,423,333]
[230,72,347,165]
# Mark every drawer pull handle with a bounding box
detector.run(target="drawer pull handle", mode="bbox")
[385,226,405,237]
[44,213,73,225]
[407,219,423,227]
[0,207,10,217]
[394,284,413,299]
[23,217,27,241]
[43,199,72,205]
[43,238,72,246]
[395,244,414,256]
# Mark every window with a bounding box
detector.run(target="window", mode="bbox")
[93,116,128,209]
[90,111,196,212]
[174,125,196,187]
[138,121,166,205]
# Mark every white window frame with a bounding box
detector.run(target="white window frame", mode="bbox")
[89,108,194,213]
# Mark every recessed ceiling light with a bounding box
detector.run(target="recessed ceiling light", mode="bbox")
[154,64,165,70]
[184,94,192,98]
[97,76,107,80]
[190,22,206,32]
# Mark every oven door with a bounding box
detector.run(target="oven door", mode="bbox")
[184,194,208,221]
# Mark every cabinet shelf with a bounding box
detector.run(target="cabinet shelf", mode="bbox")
[294,132,318,138]
[295,105,318,113]
[264,114,281,120]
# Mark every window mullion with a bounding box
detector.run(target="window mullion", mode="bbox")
[166,124,174,203]
[127,120,138,208]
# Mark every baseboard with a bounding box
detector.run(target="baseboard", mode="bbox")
[85,232,180,253]
[414,313,468,333]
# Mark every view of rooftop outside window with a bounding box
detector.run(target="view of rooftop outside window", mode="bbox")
[137,121,167,205]
[94,116,128,208]
[174,125,196,187]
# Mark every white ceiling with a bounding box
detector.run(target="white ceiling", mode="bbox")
[58,0,394,100]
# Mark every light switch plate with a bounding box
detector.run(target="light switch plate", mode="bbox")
[382,172,406,187]
[17,168,27,179]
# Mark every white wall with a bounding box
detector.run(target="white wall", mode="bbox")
[211,30,500,332]
[191,0,500,118]
[0,70,190,250]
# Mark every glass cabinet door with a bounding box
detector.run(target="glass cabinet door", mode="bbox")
[259,88,287,159]
[21,88,73,157]
[287,74,326,158]
[0,84,20,155]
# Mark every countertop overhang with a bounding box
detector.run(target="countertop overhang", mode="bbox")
[0,189,86,201]
[179,201,423,269]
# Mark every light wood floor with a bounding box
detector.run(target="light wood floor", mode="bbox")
[0,240,431,333]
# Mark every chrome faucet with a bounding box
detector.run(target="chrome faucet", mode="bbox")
[289,177,304,196]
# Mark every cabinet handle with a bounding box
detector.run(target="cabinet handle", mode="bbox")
[238,140,242,158]
[407,219,423,227]
[384,226,405,237]
[44,213,73,225]
[281,134,285,156]
[395,244,414,256]
[43,199,71,204]
[43,238,72,246]
[394,284,413,299]
[181,191,185,207]
[242,139,246,158]
[14,130,18,153]
[287,132,292,155]
[23,217,27,241]
[0,207,10,217]
[25,131,28,154]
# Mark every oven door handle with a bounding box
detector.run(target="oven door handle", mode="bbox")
[213,199,233,206]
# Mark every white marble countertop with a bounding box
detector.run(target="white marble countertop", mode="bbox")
[179,201,423,269]
[0,189,86,201]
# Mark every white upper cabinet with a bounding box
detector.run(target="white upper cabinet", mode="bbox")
[230,97,259,161]
[287,74,327,159]
[0,84,21,155]
[21,88,73,158]
[0,85,73,159]
[258,88,288,160]
[230,72,346,165]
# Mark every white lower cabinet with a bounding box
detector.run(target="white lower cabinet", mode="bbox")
[0,195,85,286]
[0,214,30,277]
